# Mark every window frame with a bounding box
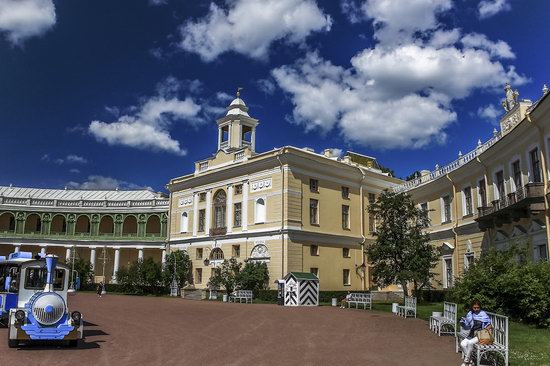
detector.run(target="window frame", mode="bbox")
[309,178,319,193]
[342,204,350,230]
[441,195,452,223]
[342,247,351,258]
[343,269,351,286]
[233,202,242,227]
[309,198,319,225]
[310,245,319,256]
[341,186,350,199]
[462,186,473,217]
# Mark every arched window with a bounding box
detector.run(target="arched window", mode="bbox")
[99,215,114,235]
[213,190,226,229]
[122,215,138,236]
[50,215,67,235]
[250,244,270,262]
[255,198,266,223]
[210,247,224,260]
[75,215,90,234]
[146,215,161,235]
[180,212,189,233]
[0,213,15,232]
[25,214,42,233]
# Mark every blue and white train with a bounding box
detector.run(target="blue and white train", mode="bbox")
[0,252,84,347]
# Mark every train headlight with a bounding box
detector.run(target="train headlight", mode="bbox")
[71,311,82,323]
[15,310,26,323]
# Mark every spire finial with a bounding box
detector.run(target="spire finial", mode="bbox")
[543,84,549,96]
[236,87,244,98]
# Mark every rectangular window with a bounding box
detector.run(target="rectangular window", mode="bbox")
[199,162,208,171]
[341,186,350,199]
[478,179,487,207]
[496,170,505,199]
[195,268,202,284]
[537,244,548,262]
[198,209,206,232]
[310,267,319,277]
[342,247,350,258]
[232,245,240,258]
[199,192,207,202]
[512,160,522,190]
[530,148,542,183]
[342,205,350,229]
[343,269,351,286]
[235,184,243,195]
[368,193,376,233]
[443,195,452,223]
[420,202,428,212]
[463,187,473,216]
[24,268,65,290]
[196,248,203,260]
[444,257,453,288]
[464,253,474,270]
[310,245,319,256]
[233,202,242,227]
[309,178,319,192]
[310,199,319,225]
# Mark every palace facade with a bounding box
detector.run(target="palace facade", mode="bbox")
[395,83,550,290]
[0,187,168,283]
[167,95,401,290]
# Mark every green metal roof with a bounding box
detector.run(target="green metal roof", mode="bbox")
[286,272,319,281]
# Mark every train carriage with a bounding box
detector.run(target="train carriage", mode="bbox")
[0,252,84,347]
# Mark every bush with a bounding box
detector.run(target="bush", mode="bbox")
[256,290,278,302]
[449,248,550,328]
[238,262,269,296]
[116,257,163,295]
[414,289,448,303]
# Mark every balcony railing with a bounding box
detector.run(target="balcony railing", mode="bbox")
[476,183,545,229]
[0,231,165,241]
[209,227,227,236]
[0,196,169,209]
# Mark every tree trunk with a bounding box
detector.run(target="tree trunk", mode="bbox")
[400,280,409,298]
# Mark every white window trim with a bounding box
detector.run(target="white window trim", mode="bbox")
[464,252,475,271]
[180,211,189,233]
[440,195,452,223]
[343,269,351,286]
[461,185,473,217]
[476,177,486,208]
[442,255,453,289]
[492,165,506,200]
[254,196,267,224]
[526,143,541,183]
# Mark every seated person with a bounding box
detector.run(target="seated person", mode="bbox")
[459,299,492,366]
[340,291,351,308]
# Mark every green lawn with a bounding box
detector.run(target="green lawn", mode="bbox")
[371,301,550,366]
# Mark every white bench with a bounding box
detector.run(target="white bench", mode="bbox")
[346,293,372,310]
[396,296,416,318]
[229,290,253,304]
[456,311,509,366]
[430,302,457,336]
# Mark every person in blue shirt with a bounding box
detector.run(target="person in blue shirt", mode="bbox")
[459,299,492,366]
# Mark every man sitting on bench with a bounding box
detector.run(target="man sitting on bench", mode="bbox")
[340,291,351,308]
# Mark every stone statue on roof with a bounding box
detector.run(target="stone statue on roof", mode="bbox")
[502,82,519,112]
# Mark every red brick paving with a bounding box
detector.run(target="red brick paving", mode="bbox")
[0,292,462,366]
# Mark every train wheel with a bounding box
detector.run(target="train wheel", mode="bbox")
[8,339,18,348]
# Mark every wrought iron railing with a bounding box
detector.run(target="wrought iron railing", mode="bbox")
[477,183,544,217]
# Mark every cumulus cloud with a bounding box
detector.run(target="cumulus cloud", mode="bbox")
[41,154,88,165]
[478,0,511,19]
[0,0,56,45]
[66,175,152,191]
[272,0,527,150]
[179,0,332,61]
[340,0,366,24]
[477,104,502,122]
[257,78,277,95]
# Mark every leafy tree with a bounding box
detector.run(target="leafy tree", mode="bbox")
[66,257,94,286]
[377,163,395,178]
[207,258,242,295]
[238,262,269,296]
[116,257,162,294]
[366,190,440,298]
[162,250,192,288]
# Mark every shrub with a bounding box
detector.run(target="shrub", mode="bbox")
[116,257,163,295]
[238,262,269,296]
[450,248,550,328]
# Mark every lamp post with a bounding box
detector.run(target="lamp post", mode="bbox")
[68,245,77,293]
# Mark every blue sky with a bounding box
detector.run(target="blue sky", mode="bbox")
[0,0,548,192]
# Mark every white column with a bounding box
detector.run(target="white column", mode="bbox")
[14,245,20,253]
[251,127,256,152]
[161,249,167,268]
[227,185,234,234]
[218,128,222,150]
[205,190,212,235]
[192,192,198,237]
[138,248,144,261]
[112,248,120,283]
[90,247,96,270]
[242,181,249,231]
[40,247,46,256]
[65,247,71,261]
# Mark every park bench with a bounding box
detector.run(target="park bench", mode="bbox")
[396,296,416,318]
[346,293,372,310]
[228,290,253,304]
[429,302,457,336]
[456,311,509,366]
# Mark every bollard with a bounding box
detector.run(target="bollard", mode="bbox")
[331,298,337,307]
[223,294,228,302]
[392,302,398,314]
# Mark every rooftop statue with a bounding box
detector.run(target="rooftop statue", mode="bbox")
[501,82,519,112]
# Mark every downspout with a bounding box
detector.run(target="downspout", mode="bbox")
[527,113,550,259]
[445,174,459,283]
[276,148,285,279]
[476,155,494,248]
[356,166,367,291]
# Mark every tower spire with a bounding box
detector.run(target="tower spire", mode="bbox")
[236,87,243,98]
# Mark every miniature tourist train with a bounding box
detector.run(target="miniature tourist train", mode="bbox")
[0,252,83,347]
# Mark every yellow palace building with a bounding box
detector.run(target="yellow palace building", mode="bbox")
[167,93,401,291]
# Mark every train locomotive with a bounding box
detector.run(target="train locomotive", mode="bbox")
[0,252,84,347]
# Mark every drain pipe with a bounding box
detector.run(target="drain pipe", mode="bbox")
[476,155,495,247]
[276,148,285,279]
[445,174,459,282]
[356,166,367,291]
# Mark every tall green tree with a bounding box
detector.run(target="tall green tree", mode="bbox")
[162,250,192,288]
[207,258,242,295]
[66,257,94,286]
[366,190,440,297]
[238,262,269,296]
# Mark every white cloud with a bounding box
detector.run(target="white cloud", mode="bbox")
[216,91,234,102]
[41,154,88,165]
[340,0,366,24]
[65,155,88,164]
[149,0,167,5]
[477,104,501,122]
[478,0,511,19]
[272,0,527,150]
[66,175,152,191]
[88,78,205,155]
[461,33,514,59]
[257,78,277,95]
[69,168,80,174]
[0,0,56,45]
[179,0,332,61]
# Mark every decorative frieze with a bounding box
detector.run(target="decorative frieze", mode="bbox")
[178,197,193,207]
[250,178,272,193]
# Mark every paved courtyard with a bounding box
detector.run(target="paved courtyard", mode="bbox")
[0,293,461,365]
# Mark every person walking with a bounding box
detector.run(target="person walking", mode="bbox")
[459,299,493,366]
[96,281,104,298]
